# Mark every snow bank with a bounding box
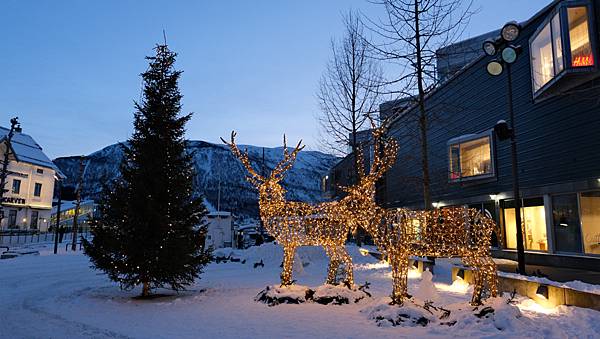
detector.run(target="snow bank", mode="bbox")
[256,283,371,306]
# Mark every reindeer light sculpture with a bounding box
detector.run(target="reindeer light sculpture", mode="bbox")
[222,132,357,287]
[367,207,499,306]
[345,121,498,306]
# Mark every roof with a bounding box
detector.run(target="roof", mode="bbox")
[385,0,561,128]
[0,126,66,178]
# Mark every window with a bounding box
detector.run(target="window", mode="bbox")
[568,7,594,67]
[503,198,548,251]
[448,133,494,181]
[552,194,582,253]
[8,210,17,228]
[34,183,42,197]
[531,21,555,91]
[12,179,21,194]
[30,211,39,230]
[36,168,44,174]
[580,191,600,255]
[530,4,595,95]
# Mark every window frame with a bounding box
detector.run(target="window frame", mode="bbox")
[447,130,496,183]
[33,182,42,197]
[12,179,21,194]
[530,0,597,98]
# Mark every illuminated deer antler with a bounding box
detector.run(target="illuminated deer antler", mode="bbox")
[271,135,305,180]
[220,131,264,183]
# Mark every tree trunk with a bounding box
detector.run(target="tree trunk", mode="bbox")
[413,0,432,210]
[141,281,151,297]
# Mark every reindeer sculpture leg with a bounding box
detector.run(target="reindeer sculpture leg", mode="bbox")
[281,245,297,286]
[389,251,409,305]
[325,245,341,285]
[464,255,486,306]
[337,246,354,286]
[481,254,499,298]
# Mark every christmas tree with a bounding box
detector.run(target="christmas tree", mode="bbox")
[84,44,212,297]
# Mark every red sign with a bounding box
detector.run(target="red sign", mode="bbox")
[572,54,594,67]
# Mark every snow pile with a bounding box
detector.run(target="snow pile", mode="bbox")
[362,296,526,330]
[255,284,312,306]
[311,284,371,305]
[362,298,442,327]
[256,283,372,306]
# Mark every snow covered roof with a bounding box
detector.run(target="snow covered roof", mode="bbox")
[0,126,66,178]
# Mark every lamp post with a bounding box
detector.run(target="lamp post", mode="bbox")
[483,21,526,275]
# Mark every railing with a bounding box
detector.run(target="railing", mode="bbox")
[0,231,91,246]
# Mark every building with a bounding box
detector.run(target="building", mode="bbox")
[329,0,600,270]
[0,126,64,232]
[383,0,600,269]
[50,200,96,232]
[204,211,234,249]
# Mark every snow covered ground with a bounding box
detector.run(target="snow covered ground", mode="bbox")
[1,243,599,338]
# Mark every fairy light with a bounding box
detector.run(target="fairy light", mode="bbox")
[367,207,499,305]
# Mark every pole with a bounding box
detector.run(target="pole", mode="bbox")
[507,63,526,274]
[53,180,62,254]
[71,156,85,251]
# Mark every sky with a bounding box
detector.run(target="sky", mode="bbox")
[0,0,548,158]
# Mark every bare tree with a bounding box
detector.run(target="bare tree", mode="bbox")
[317,11,383,161]
[364,0,473,209]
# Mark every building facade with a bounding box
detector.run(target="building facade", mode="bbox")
[379,0,600,269]
[204,211,234,249]
[1,127,64,232]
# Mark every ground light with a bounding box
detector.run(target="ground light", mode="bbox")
[536,284,549,299]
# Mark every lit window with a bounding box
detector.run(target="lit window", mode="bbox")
[503,198,548,252]
[531,21,555,91]
[530,4,595,95]
[580,191,600,255]
[448,134,494,181]
[568,7,594,67]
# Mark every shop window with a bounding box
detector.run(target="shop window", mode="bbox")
[530,3,596,96]
[34,183,42,197]
[503,198,548,251]
[12,179,21,194]
[580,191,600,255]
[448,133,494,182]
[552,194,582,253]
[568,7,594,67]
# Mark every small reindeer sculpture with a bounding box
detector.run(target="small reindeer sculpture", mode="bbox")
[367,207,499,305]
[222,132,357,287]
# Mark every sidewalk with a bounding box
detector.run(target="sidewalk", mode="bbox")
[496,261,600,286]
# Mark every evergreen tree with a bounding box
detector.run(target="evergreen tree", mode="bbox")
[84,44,212,297]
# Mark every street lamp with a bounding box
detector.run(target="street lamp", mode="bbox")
[484,21,526,275]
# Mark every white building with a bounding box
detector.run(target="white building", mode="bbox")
[203,211,233,249]
[1,126,64,232]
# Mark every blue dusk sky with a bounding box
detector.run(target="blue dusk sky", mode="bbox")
[0,0,548,158]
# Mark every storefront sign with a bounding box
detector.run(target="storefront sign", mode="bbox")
[1,197,26,205]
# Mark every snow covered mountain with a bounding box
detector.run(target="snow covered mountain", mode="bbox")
[53,141,338,219]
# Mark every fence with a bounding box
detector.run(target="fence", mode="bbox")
[0,231,91,246]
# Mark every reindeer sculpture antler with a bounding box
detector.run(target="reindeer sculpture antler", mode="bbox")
[221,131,265,186]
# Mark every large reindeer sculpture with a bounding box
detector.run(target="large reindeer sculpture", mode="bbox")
[222,132,357,287]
